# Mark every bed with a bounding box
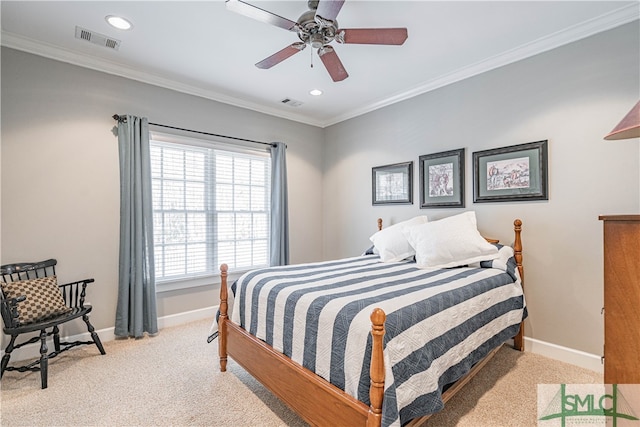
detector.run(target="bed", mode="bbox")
[212,213,526,427]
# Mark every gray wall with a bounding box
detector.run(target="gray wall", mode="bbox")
[1,47,324,337]
[2,21,639,358]
[322,22,640,356]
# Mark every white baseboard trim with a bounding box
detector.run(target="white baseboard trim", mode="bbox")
[1,306,217,363]
[524,336,603,374]
[157,305,217,329]
[3,310,603,376]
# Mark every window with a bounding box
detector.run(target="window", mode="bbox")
[150,133,271,288]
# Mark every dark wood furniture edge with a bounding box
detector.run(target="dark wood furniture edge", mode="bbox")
[599,215,640,384]
[599,215,640,221]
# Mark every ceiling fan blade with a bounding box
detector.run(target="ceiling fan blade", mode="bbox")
[315,0,345,22]
[226,0,298,31]
[318,45,348,82]
[255,42,306,69]
[338,28,408,45]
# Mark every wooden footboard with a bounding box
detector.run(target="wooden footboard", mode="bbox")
[218,264,385,426]
[218,218,525,426]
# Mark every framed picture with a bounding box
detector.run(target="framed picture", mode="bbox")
[473,140,548,203]
[372,161,413,205]
[419,148,465,208]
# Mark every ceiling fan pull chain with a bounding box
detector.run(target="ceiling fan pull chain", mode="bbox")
[310,47,314,68]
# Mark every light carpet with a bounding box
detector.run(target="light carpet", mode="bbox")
[0,318,602,426]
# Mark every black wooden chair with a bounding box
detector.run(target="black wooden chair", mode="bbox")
[0,259,105,388]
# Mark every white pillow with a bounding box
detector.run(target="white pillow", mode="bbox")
[369,216,429,262]
[403,211,499,269]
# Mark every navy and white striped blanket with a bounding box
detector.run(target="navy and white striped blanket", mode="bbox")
[209,246,526,427]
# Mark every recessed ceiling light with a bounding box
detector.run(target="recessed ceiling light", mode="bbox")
[309,89,323,96]
[106,15,133,30]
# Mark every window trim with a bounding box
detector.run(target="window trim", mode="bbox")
[149,131,271,293]
[150,131,271,157]
[155,270,247,293]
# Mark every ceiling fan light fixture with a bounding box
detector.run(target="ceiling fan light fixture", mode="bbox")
[106,15,133,30]
[309,32,324,49]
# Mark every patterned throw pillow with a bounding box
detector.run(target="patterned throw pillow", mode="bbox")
[1,276,71,325]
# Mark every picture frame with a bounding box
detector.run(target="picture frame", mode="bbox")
[419,148,465,208]
[473,140,548,203]
[372,161,413,205]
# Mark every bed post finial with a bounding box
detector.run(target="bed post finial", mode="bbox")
[377,218,383,231]
[219,263,229,371]
[367,308,386,427]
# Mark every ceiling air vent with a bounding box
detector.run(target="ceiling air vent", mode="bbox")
[75,26,121,50]
[280,98,304,108]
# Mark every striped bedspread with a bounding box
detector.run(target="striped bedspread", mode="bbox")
[211,246,526,427]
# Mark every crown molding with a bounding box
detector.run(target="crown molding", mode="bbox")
[0,31,325,128]
[2,4,638,129]
[323,4,640,127]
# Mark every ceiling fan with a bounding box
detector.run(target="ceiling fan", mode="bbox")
[226,0,408,82]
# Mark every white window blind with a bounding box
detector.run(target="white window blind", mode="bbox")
[150,136,271,285]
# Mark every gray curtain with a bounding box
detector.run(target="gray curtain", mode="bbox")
[270,142,289,266]
[115,115,158,338]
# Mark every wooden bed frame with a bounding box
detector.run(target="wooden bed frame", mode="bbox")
[218,219,525,427]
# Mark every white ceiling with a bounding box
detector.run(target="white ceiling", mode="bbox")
[1,1,638,127]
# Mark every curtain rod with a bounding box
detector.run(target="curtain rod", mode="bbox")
[112,114,276,148]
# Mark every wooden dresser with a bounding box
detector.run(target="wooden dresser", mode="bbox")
[599,215,640,384]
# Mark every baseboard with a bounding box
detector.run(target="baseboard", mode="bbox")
[524,336,604,374]
[1,306,217,363]
[157,305,217,329]
[3,312,603,376]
